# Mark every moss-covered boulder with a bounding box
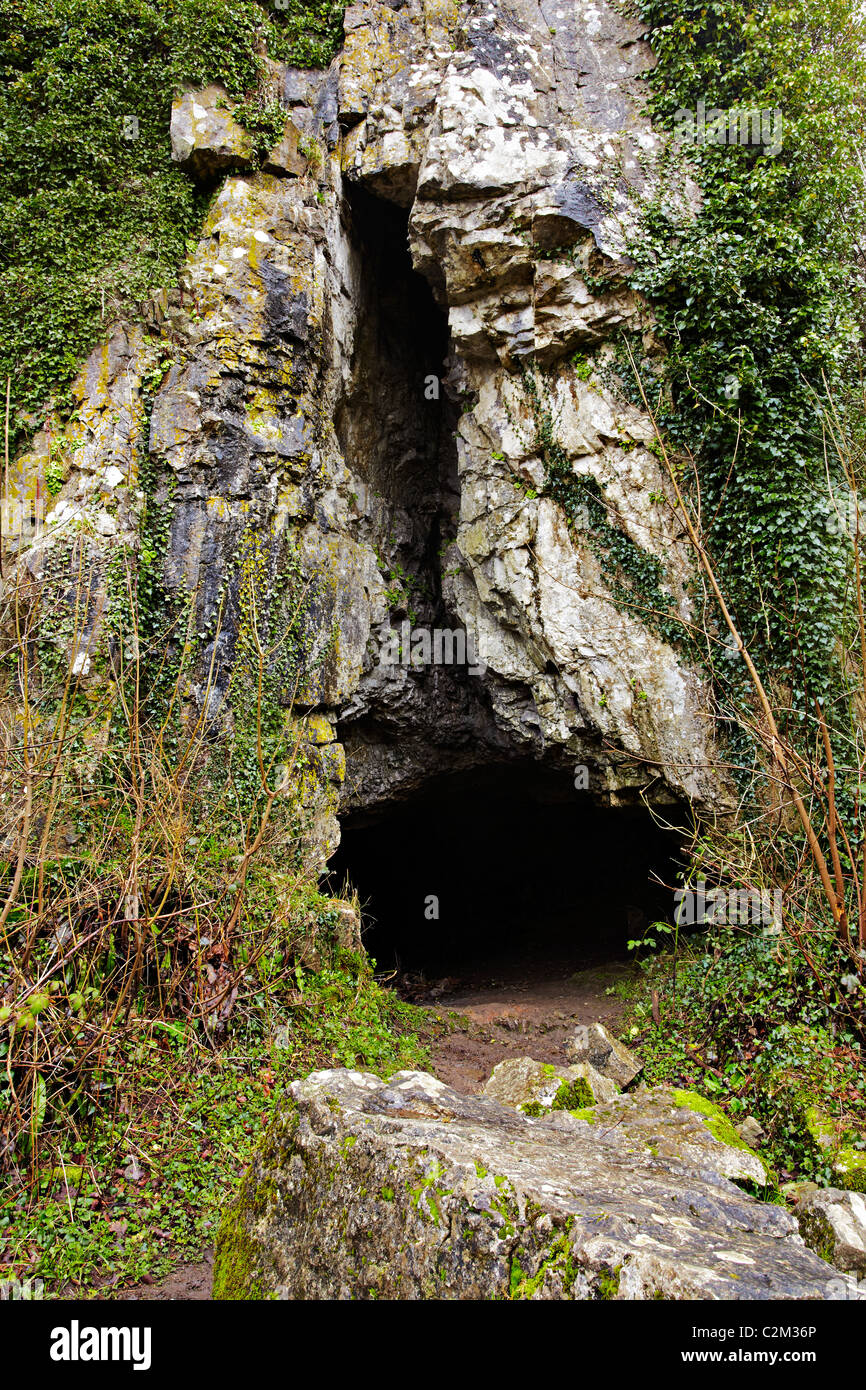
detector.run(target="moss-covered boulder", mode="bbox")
[831,1146,866,1193]
[212,1068,860,1300]
[482,1056,618,1115]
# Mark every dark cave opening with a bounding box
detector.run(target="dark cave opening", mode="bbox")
[326,186,684,989]
[325,762,683,985]
[335,181,459,593]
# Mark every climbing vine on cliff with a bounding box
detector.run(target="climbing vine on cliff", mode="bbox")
[621,0,866,1161]
[517,366,684,647]
[631,0,866,740]
[0,0,346,449]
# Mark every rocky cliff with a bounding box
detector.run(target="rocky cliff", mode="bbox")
[12,0,724,867]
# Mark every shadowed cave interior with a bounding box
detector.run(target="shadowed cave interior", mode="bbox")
[325,763,684,985]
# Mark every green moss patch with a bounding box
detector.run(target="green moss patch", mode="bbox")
[552,1076,594,1111]
[672,1089,772,1186]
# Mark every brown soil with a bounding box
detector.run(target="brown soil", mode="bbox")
[118,958,635,1301]
[421,962,632,1092]
[119,1251,213,1301]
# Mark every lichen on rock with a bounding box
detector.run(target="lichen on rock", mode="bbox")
[482,1055,618,1113]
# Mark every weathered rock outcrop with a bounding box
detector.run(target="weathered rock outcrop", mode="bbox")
[170,86,257,178]
[480,1053,770,1188]
[576,1086,773,1189]
[12,0,729,870]
[212,1068,862,1300]
[794,1186,866,1279]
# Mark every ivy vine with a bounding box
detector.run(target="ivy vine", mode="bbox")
[630,0,866,758]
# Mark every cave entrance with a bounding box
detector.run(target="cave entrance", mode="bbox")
[335,181,458,563]
[325,762,682,987]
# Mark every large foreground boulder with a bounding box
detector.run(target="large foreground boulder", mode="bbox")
[213,1069,862,1300]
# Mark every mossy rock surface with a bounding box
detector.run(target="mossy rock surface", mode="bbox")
[584,1086,774,1189]
[211,1068,855,1300]
[481,1056,618,1116]
[832,1146,866,1193]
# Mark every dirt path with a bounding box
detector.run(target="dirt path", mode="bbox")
[423,962,631,1092]
[120,959,634,1301]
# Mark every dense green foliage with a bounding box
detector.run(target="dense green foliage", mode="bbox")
[0,955,427,1294]
[613,0,866,1180]
[0,0,345,449]
[625,923,866,1181]
[632,0,866,732]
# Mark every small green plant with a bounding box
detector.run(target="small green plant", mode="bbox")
[230,96,287,162]
[298,133,325,171]
[627,920,674,957]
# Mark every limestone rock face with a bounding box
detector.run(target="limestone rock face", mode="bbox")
[482,1054,618,1111]
[16,0,731,866]
[212,1068,861,1300]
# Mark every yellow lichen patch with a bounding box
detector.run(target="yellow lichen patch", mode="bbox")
[299,712,335,746]
[424,0,461,38]
[244,387,286,446]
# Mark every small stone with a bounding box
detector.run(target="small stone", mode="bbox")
[565,1021,642,1087]
[782,1180,820,1204]
[736,1116,766,1147]
[102,465,125,490]
[270,1024,293,1051]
